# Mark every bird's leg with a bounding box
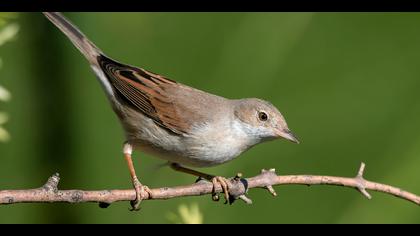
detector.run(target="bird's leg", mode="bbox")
[169,163,231,204]
[123,142,152,211]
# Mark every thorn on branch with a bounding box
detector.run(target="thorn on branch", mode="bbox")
[260,168,278,196]
[238,195,253,204]
[266,185,277,197]
[355,162,372,199]
[357,162,366,178]
[261,168,276,174]
[42,173,60,193]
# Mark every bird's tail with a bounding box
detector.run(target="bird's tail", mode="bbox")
[43,12,102,65]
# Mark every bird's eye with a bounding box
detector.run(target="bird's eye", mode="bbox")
[258,112,268,121]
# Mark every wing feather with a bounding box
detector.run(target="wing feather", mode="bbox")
[98,55,191,135]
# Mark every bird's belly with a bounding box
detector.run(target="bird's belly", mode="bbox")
[131,131,249,168]
[134,139,244,168]
[121,108,251,168]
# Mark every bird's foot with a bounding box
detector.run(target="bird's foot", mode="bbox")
[130,177,152,211]
[211,176,232,204]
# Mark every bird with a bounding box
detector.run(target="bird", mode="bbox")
[42,12,299,210]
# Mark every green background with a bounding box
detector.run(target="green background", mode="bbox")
[0,12,419,223]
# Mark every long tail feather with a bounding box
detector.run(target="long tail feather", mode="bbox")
[43,12,102,64]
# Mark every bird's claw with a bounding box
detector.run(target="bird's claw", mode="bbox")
[211,176,231,204]
[130,178,151,211]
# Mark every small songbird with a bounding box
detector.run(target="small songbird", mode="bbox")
[43,12,299,210]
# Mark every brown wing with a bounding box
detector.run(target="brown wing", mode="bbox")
[98,55,191,135]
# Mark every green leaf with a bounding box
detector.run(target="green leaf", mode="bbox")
[0,85,11,102]
[0,23,19,46]
[166,203,203,224]
[0,112,8,125]
[0,126,10,142]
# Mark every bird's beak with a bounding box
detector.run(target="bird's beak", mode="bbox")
[277,129,300,144]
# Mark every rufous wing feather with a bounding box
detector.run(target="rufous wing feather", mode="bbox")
[98,55,194,135]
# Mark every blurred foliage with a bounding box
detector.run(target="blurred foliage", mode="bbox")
[0,12,419,223]
[0,12,18,142]
[0,113,9,142]
[166,203,203,224]
[0,13,18,27]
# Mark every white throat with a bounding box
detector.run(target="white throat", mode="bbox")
[231,119,263,147]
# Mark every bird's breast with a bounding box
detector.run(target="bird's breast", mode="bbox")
[120,105,256,168]
[180,120,256,167]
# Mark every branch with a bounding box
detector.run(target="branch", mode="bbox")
[0,163,418,207]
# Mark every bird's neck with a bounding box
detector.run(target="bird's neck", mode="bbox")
[230,119,262,149]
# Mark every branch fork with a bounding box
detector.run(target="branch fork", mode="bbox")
[355,163,372,199]
[261,168,278,197]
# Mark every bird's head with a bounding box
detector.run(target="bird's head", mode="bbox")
[233,98,299,144]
